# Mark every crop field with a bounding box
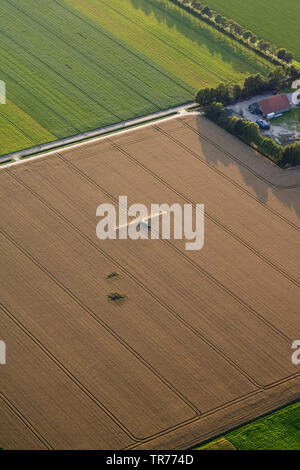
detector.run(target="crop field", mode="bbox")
[203,0,300,60]
[0,0,272,155]
[196,402,300,450]
[0,113,299,449]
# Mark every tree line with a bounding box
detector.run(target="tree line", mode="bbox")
[201,101,300,167]
[194,68,300,166]
[195,67,298,107]
[170,0,294,65]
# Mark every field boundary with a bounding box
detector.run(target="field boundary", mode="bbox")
[191,399,300,450]
[2,110,300,191]
[129,378,300,449]
[0,102,196,165]
[167,0,290,68]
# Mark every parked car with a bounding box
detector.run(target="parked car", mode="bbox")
[256,119,270,130]
[249,103,262,115]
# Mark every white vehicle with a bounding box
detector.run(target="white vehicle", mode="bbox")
[115,211,167,233]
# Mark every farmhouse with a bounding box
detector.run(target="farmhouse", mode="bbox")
[256,94,292,118]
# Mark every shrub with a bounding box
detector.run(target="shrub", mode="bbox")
[243,73,268,96]
[203,101,224,120]
[106,272,119,279]
[201,5,211,16]
[107,292,126,302]
[215,14,226,26]
[282,142,300,165]
[267,67,287,90]
[249,35,258,44]
[276,48,293,63]
[195,87,216,106]
[232,84,242,100]
[260,137,283,161]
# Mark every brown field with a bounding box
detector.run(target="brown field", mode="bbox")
[0,114,299,449]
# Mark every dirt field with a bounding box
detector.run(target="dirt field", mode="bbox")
[0,114,299,449]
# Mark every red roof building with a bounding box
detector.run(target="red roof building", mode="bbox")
[258,94,291,116]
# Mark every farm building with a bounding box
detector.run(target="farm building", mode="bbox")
[253,94,292,118]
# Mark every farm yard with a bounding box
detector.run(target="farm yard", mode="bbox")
[202,0,300,61]
[263,107,300,147]
[0,0,273,155]
[271,108,300,133]
[226,93,300,147]
[0,114,299,449]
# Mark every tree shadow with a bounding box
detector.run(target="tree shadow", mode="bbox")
[128,0,271,78]
[194,115,300,221]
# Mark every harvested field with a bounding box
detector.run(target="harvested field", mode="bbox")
[0,114,299,449]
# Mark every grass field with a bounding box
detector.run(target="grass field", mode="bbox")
[0,114,300,449]
[272,108,300,132]
[196,402,300,450]
[0,0,272,155]
[203,0,300,60]
[196,438,237,450]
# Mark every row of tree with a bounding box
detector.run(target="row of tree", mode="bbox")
[203,102,300,166]
[174,0,294,64]
[195,68,298,108]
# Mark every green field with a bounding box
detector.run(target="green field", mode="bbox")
[194,402,300,450]
[272,108,300,132]
[0,0,272,155]
[203,0,300,60]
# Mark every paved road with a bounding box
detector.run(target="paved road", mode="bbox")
[0,102,197,164]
